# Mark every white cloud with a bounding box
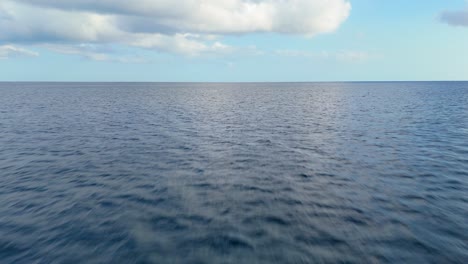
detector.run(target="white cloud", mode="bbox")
[0,1,123,43]
[43,44,147,63]
[0,45,38,59]
[129,34,235,56]
[11,0,351,35]
[0,0,351,57]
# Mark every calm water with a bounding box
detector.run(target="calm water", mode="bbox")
[0,82,467,263]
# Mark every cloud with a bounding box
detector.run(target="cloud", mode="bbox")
[0,45,38,59]
[0,0,351,57]
[43,44,147,63]
[129,34,235,56]
[335,51,371,62]
[11,0,351,35]
[274,49,374,62]
[440,6,468,27]
[274,49,329,58]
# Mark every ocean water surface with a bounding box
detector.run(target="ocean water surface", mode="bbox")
[0,82,467,263]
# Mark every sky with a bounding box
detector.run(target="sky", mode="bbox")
[0,0,467,82]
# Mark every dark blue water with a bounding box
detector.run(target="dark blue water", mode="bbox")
[0,82,467,263]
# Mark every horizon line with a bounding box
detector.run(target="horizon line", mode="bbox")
[1,80,467,84]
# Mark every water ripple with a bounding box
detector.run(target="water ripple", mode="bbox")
[0,82,467,263]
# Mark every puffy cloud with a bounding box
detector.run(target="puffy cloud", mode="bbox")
[10,0,351,35]
[129,34,235,56]
[440,6,468,27]
[0,1,122,43]
[0,0,351,57]
[0,45,38,59]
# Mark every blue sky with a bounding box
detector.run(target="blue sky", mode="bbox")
[1,0,467,81]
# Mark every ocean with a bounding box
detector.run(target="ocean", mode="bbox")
[0,82,467,263]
